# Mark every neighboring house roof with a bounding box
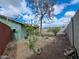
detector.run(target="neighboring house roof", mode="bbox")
[0,15,39,28]
[0,15,24,25]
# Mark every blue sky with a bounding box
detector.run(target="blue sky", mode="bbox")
[55,0,79,19]
[0,0,79,27]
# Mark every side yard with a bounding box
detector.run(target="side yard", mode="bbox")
[2,30,70,59]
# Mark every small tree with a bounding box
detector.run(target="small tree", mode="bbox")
[47,27,61,36]
[52,27,61,36]
[26,0,55,32]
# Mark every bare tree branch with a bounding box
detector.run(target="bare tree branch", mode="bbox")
[26,0,55,32]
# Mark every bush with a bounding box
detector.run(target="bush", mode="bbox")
[28,35,37,49]
[52,27,61,36]
[25,26,35,34]
[28,34,42,55]
[24,25,37,35]
[47,27,61,36]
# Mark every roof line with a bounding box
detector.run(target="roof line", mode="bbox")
[0,15,24,25]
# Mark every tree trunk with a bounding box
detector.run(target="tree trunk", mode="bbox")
[39,15,43,33]
[40,19,42,32]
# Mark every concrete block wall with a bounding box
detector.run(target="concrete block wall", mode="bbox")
[65,10,79,56]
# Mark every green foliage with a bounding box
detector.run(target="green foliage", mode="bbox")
[34,29,39,35]
[24,25,36,35]
[47,27,61,36]
[24,24,39,36]
[28,35,37,49]
[53,27,61,36]
[27,32,42,54]
[23,25,41,54]
[25,26,34,32]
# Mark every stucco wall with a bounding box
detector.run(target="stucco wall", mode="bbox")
[65,10,79,56]
[0,18,27,40]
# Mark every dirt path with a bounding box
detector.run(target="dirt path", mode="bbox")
[3,30,70,59]
[27,35,70,59]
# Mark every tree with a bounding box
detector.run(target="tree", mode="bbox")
[26,0,55,32]
[47,27,61,36]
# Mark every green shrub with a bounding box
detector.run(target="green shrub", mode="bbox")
[47,27,53,32]
[28,34,42,54]
[47,27,61,36]
[25,26,34,33]
[52,27,61,36]
[28,34,37,49]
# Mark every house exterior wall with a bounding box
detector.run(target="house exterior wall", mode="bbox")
[65,10,79,56]
[0,22,11,55]
[0,18,27,40]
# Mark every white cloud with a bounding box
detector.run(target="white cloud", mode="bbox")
[0,5,20,17]
[42,17,64,28]
[23,14,34,20]
[43,11,76,28]
[53,0,78,15]
[43,17,58,24]
[0,0,33,17]
[51,17,58,22]
[43,21,65,28]
[0,0,22,8]
[0,0,22,16]
[19,0,32,14]
[43,17,70,28]
[53,4,68,15]
[65,11,76,17]
[71,0,79,4]
[59,17,71,25]
[59,11,76,25]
